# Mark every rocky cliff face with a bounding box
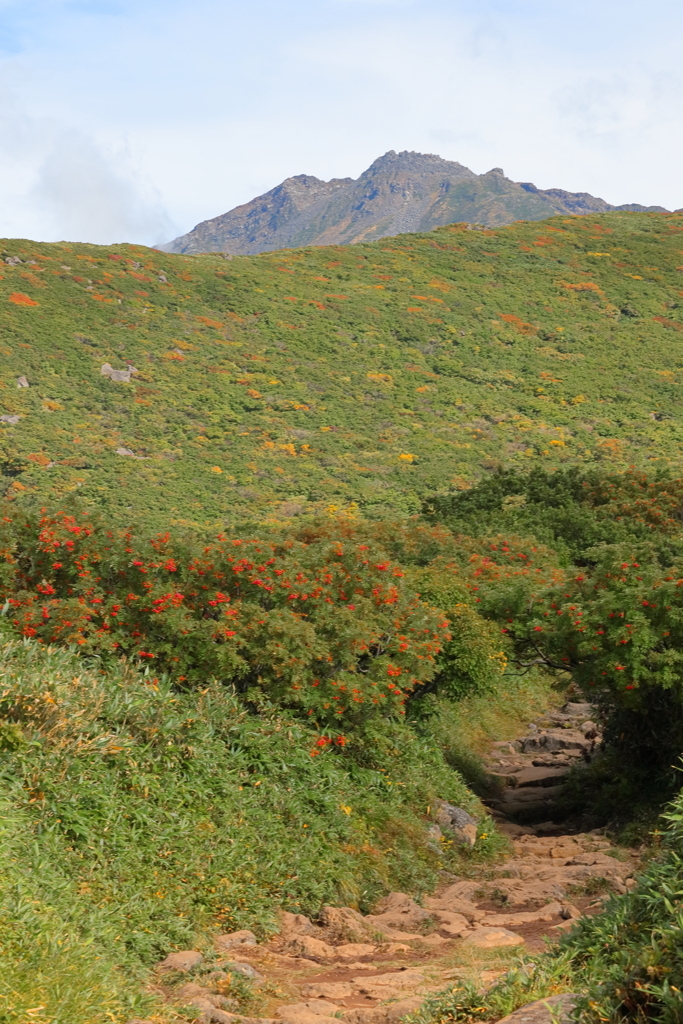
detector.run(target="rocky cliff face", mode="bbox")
[162,150,667,255]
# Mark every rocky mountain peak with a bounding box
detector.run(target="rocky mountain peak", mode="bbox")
[161,152,667,255]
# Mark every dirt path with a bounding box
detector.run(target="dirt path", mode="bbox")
[146,701,637,1024]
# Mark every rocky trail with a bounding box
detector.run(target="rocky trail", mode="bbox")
[137,702,638,1024]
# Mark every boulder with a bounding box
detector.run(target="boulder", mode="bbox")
[214,929,257,950]
[279,911,319,938]
[424,889,486,923]
[156,949,203,972]
[430,910,472,937]
[17,376,29,388]
[0,415,20,425]
[224,961,264,982]
[320,905,375,943]
[178,998,236,1024]
[434,801,478,846]
[287,935,337,961]
[101,362,137,383]
[176,983,236,1009]
[495,994,577,1024]
[365,892,431,933]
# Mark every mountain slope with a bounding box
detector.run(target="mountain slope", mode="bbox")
[163,150,667,255]
[2,210,683,528]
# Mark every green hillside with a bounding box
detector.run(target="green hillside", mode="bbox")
[1,211,683,527]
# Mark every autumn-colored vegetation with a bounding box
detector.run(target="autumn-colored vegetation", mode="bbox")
[1,211,683,528]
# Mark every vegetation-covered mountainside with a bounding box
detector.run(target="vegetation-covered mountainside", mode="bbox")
[2,210,683,528]
[162,150,667,255]
[5,209,683,1024]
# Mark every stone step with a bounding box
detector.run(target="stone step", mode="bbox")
[507,766,570,788]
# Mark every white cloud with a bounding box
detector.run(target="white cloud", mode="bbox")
[29,130,175,244]
[0,0,682,244]
[0,78,176,243]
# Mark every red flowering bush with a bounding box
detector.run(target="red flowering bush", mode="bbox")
[0,508,449,737]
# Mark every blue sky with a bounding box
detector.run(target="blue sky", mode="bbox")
[1,0,681,244]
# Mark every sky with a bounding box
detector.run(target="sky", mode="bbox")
[0,0,681,246]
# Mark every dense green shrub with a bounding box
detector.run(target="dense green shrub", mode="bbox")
[560,792,683,1023]
[0,636,485,1024]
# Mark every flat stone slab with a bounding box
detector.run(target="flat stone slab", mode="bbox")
[301,983,355,1000]
[463,927,525,948]
[508,766,570,788]
[276,1001,341,1019]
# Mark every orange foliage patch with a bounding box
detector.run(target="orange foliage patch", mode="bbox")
[498,313,536,335]
[196,316,225,329]
[653,316,683,332]
[562,281,605,298]
[8,292,39,307]
[28,453,51,467]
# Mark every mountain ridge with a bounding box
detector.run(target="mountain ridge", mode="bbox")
[162,150,667,255]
